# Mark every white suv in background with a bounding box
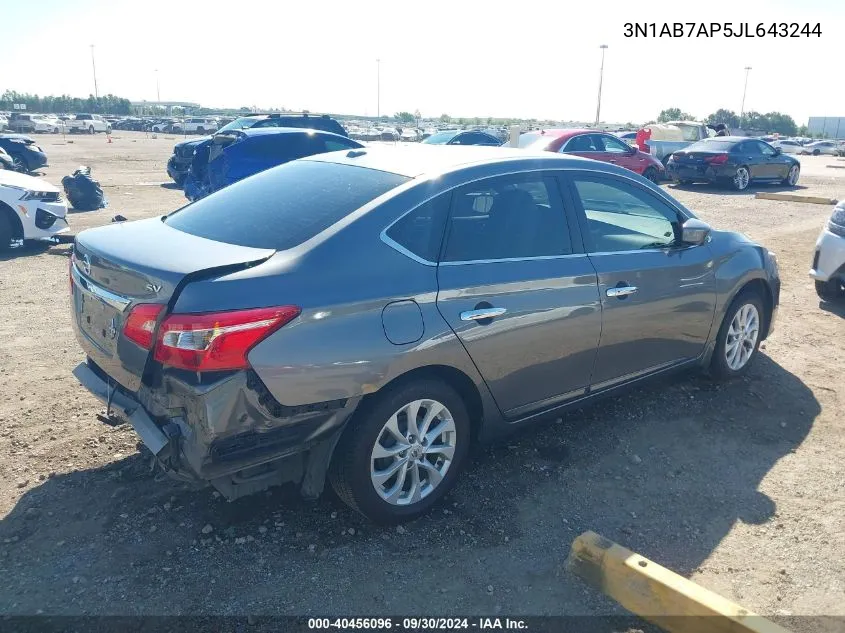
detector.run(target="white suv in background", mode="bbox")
[810,201,845,302]
[183,118,218,134]
[0,169,69,249]
[67,113,111,134]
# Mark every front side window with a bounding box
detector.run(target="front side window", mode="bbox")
[757,141,777,157]
[324,138,359,152]
[442,174,571,262]
[600,134,632,154]
[571,176,682,253]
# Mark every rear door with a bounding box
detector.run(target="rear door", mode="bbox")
[565,172,717,390]
[435,171,602,418]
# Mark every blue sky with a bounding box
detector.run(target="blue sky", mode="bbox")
[1,0,841,123]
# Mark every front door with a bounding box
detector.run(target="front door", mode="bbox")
[598,133,647,175]
[435,172,602,418]
[565,173,717,390]
[756,140,791,179]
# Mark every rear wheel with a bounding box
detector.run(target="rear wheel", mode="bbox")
[89,125,95,135]
[813,149,820,156]
[732,166,750,191]
[815,278,845,302]
[329,379,471,524]
[197,126,205,134]
[710,290,765,380]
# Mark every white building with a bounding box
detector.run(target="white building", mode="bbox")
[808,117,845,139]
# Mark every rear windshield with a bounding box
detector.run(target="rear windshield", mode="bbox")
[165,160,409,250]
[687,140,736,152]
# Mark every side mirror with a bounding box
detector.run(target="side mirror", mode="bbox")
[773,147,782,155]
[681,218,711,245]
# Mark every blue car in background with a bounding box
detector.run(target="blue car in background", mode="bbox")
[184,128,363,200]
[167,113,348,186]
[0,134,49,173]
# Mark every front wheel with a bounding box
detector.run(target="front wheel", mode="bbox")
[0,212,13,251]
[89,125,95,134]
[813,149,820,156]
[710,291,765,380]
[816,278,845,302]
[11,154,27,173]
[783,164,800,186]
[329,379,471,524]
[732,166,751,191]
[642,167,660,184]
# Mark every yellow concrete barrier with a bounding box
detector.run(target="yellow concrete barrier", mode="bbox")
[754,192,837,205]
[825,164,845,169]
[567,531,792,633]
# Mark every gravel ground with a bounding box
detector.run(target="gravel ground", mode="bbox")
[0,132,843,628]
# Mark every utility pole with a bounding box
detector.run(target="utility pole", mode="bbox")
[595,45,608,127]
[739,66,752,128]
[376,58,381,120]
[155,69,160,102]
[90,45,99,99]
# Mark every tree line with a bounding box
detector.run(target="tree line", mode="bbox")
[0,90,132,115]
[654,107,805,136]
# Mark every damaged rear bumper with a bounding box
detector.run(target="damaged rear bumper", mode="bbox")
[72,360,360,500]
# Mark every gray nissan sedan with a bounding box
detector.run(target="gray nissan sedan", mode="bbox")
[70,145,780,523]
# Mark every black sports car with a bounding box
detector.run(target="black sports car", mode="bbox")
[666,136,800,191]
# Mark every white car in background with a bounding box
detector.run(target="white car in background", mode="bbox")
[771,139,803,154]
[801,140,839,156]
[67,113,111,134]
[810,201,845,302]
[183,117,218,134]
[0,170,69,249]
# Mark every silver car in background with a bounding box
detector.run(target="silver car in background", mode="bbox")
[70,145,780,523]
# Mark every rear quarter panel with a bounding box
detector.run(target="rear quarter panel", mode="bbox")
[171,177,504,431]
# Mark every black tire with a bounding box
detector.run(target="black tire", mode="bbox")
[0,212,14,251]
[197,127,205,134]
[329,378,471,524]
[89,125,95,135]
[782,164,800,186]
[815,279,845,302]
[812,149,820,156]
[709,289,766,380]
[643,167,660,184]
[732,166,751,191]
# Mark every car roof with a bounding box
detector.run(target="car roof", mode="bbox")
[226,127,346,139]
[304,143,609,178]
[522,128,599,140]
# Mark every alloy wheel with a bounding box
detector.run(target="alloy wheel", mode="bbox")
[734,167,750,191]
[370,399,456,506]
[12,155,26,172]
[725,303,759,371]
[787,165,800,186]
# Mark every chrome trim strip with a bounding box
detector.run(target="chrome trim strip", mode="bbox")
[505,386,588,419]
[71,262,131,312]
[441,253,586,266]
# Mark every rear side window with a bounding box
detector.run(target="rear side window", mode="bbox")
[166,161,409,250]
[442,174,571,262]
[385,193,451,262]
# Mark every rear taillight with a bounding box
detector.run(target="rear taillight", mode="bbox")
[153,306,300,372]
[705,153,729,165]
[124,304,166,349]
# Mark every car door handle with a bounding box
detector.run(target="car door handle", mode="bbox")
[460,307,507,321]
[606,286,638,298]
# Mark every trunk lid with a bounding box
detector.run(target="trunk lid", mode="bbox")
[71,217,275,392]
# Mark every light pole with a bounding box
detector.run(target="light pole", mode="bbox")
[376,58,381,120]
[155,69,160,102]
[90,44,99,99]
[594,45,608,127]
[739,66,752,128]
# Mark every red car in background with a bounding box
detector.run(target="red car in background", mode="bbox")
[517,129,665,184]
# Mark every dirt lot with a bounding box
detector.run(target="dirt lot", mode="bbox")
[1,132,843,627]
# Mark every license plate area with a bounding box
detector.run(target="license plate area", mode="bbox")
[75,284,121,357]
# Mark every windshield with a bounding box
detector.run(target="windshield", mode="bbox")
[165,161,409,250]
[216,117,260,133]
[517,133,552,149]
[422,131,458,145]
